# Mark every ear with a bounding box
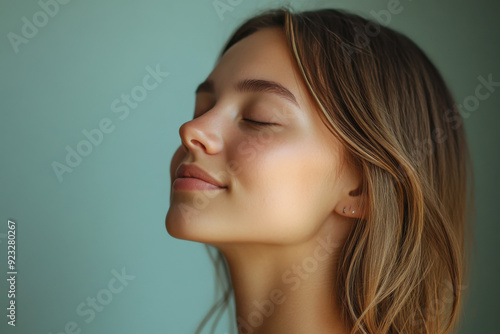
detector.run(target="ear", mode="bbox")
[334,157,365,219]
[335,185,365,219]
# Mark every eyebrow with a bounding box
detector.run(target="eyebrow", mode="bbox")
[195,78,299,108]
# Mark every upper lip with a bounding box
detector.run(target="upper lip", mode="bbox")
[175,164,226,188]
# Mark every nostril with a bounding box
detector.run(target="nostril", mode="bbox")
[178,118,222,155]
[190,138,206,151]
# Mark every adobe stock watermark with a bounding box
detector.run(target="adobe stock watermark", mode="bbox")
[454,74,500,120]
[341,0,414,62]
[173,104,296,223]
[51,63,169,183]
[402,73,499,170]
[236,232,342,333]
[212,0,244,21]
[7,0,73,54]
[47,267,135,334]
[408,278,468,332]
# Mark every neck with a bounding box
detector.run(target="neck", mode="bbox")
[214,226,350,334]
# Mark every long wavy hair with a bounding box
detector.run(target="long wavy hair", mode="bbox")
[195,6,474,334]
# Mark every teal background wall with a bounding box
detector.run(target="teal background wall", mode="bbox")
[0,0,498,333]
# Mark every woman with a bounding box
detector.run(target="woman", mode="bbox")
[165,7,474,334]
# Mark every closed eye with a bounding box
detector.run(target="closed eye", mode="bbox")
[243,119,278,126]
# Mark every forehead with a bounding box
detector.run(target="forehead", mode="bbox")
[206,28,312,108]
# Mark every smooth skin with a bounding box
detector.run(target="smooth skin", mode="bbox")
[166,28,364,334]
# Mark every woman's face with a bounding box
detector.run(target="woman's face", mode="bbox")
[165,28,360,246]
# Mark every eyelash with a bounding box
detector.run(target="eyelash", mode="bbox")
[243,118,277,127]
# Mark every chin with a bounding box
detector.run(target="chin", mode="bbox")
[165,207,221,244]
[165,209,191,241]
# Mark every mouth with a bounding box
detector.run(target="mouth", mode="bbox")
[173,163,227,191]
[172,177,226,191]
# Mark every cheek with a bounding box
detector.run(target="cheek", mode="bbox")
[232,139,339,242]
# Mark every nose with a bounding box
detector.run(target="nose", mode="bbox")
[179,113,224,155]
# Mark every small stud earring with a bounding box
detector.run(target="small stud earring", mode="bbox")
[342,207,346,214]
[352,210,355,214]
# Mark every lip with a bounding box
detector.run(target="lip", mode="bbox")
[173,164,226,191]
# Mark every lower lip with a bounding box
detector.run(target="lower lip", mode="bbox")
[172,178,226,191]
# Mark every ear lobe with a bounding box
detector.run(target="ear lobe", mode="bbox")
[337,204,364,219]
[336,185,365,219]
